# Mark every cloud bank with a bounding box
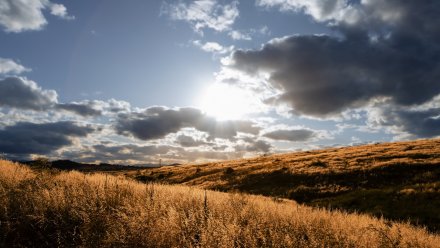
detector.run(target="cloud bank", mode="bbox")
[231,0,440,121]
[115,106,260,141]
[0,121,94,158]
[0,77,57,111]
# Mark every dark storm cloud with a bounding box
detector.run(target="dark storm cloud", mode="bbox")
[56,102,102,117]
[0,77,57,110]
[91,144,175,161]
[175,134,210,147]
[115,106,260,141]
[234,138,272,153]
[195,117,260,140]
[0,121,94,158]
[115,107,199,140]
[232,1,440,117]
[369,106,440,138]
[263,129,316,142]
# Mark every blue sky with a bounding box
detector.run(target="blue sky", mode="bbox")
[0,0,439,164]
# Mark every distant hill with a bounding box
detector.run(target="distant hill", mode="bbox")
[128,138,440,232]
[21,159,158,172]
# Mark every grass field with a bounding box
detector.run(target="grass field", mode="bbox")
[1,160,440,247]
[128,139,440,232]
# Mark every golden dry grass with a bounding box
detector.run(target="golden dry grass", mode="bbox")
[1,160,440,247]
[135,139,440,186]
[130,138,440,232]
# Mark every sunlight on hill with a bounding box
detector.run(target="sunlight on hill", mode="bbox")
[1,160,439,247]
[131,138,440,232]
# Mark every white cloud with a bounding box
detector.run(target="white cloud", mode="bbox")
[162,0,239,34]
[193,40,233,54]
[256,0,406,27]
[0,58,30,74]
[228,26,271,41]
[229,30,251,40]
[257,25,270,35]
[0,0,74,32]
[256,0,359,24]
[49,3,75,20]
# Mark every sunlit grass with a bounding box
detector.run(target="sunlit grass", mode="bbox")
[1,160,439,247]
[131,138,440,232]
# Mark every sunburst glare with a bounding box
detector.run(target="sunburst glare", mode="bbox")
[197,83,258,120]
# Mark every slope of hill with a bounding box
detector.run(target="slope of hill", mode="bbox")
[1,160,439,247]
[129,139,440,232]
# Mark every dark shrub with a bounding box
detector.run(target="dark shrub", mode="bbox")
[224,167,234,175]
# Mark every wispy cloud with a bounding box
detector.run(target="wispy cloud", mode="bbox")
[193,40,233,55]
[161,0,239,34]
[0,58,30,75]
[228,30,251,40]
[49,3,75,20]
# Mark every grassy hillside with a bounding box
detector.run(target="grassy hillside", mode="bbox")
[1,161,440,247]
[129,139,440,232]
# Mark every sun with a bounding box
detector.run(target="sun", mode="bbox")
[197,83,256,120]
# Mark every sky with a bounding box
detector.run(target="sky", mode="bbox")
[0,0,439,165]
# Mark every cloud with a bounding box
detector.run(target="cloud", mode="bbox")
[367,103,440,138]
[0,121,94,159]
[56,99,131,116]
[0,58,30,74]
[256,0,351,22]
[0,77,132,117]
[162,0,239,34]
[257,0,409,26]
[228,26,270,41]
[234,138,272,153]
[193,40,233,54]
[0,77,57,111]
[48,3,74,20]
[115,106,260,141]
[231,1,440,118]
[175,134,210,147]
[229,30,251,40]
[0,0,74,32]
[104,99,131,113]
[56,102,102,117]
[77,144,176,164]
[263,129,316,142]
[61,142,251,164]
[162,148,246,163]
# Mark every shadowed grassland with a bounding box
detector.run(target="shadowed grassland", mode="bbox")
[130,139,440,232]
[1,160,440,247]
